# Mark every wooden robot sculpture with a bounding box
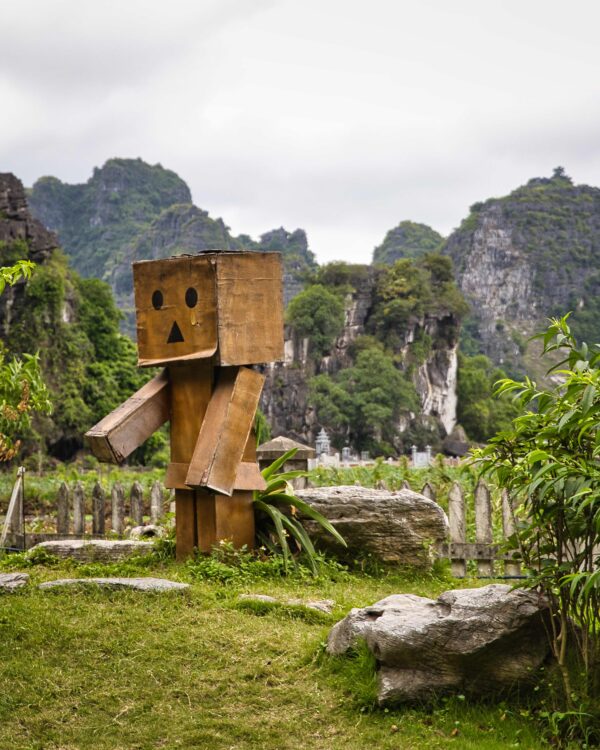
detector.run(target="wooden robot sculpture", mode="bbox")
[85,252,284,560]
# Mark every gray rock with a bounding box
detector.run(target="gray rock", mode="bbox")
[238,594,334,613]
[296,486,448,567]
[289,598,334,614]
[29,539,154,562]
[238,594,278,604]
[39,577,189,592]
[0,572,29,591]
[327,584,550,704]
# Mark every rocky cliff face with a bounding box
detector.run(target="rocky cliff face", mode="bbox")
[0,173,147,459]
[0,173,60,336]
[261,277,460,450]
[28,159,317,319]
[443,170,600,374]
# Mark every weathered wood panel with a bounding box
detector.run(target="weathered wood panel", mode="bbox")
[85,370,170,463]
[185,366,265,495]
[111,482,125,535]
[92,481,105,535]
[56,482,70,534]
[448,482,466,578]
[73,482,85,535]
[474,480,493,576]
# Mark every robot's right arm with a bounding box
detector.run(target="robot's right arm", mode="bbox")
[85,369,170,463]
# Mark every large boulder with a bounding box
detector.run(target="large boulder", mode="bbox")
[39,577,188,593]
[29,539,153,562]
[327,584,550,704]
[0,572,29,592]
[296,486,448,567]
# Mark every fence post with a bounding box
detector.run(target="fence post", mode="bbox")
[56,482,70,534]
[475,480,494,577]
[92,481,105,535]
[112,482,125,535]
[0,466,25,548]
[130,482,144,525]
[421,482,435,501]
[150,480,163,524]
[448,482,466,578]
[502,489,521,577]
[73,482,85,535]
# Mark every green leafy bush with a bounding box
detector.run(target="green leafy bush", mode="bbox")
[474,315,600,744]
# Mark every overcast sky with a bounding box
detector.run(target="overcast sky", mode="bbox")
[2,0,599,264]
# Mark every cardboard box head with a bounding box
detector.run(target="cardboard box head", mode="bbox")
[133,252,284,367]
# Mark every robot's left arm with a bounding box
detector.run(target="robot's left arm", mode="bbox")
[185,366,265,496]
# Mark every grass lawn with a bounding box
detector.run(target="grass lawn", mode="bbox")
[0,556,547,750]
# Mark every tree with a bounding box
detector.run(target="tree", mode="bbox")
[310,339,418,455]
[474,315,600,742]
[0,261,51,460]
[286,284,345,356]
[457,353,520,441]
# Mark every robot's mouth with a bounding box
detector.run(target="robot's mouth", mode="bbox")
[167,321,185,344]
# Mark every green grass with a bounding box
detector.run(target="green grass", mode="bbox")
[0,554,548,750]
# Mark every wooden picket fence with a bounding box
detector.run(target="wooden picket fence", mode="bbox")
[2,470,522,576]
[418,480,522,578]
[0,470,169,550]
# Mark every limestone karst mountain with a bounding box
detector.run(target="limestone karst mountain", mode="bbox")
[29,159,317,332]
[442,168,600,376]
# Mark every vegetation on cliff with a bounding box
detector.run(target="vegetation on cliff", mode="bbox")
[0,238,147,460]
[372,220,443,265]
[29,158,191,279]
[29,159,318,313]
[444,167,600,372]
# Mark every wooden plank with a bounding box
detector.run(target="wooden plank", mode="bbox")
[439,542,521,562]
[133,255,218,367]
[195,491,217,554]
[150,480,163,524]
[56,482,70,534]
[421,482,435,501]
[185,366,265,495]
[130,482,144,525]
[234,463,266,491]
[111,482,125,535]
[167,461,266,491]
[215,492,255,549]
[92,481,105,535]
[216,252,284,365]
[85,370,170,463]
[0,467,24,548]
[176,490,198,561]
[475,480,494,576]
[502,489,522,577]
[169,360,213,561]
[448,482,466,577]
[73,481,85,535]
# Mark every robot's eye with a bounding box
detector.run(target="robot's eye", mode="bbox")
[152,290,163,310]
[185,287,198,308]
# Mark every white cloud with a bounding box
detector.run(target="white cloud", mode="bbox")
[2,0,599,263]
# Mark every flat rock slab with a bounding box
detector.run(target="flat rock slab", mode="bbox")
[296,486,448,567]
[327,584,550,705]
[0,572,29,592]
[29,539,154,562]
[39,577,189,593]
[238,593,334,614]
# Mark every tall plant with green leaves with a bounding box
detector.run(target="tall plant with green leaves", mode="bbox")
[253,448,346,575]
[0,261,52,460]
[473,315,600,742]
